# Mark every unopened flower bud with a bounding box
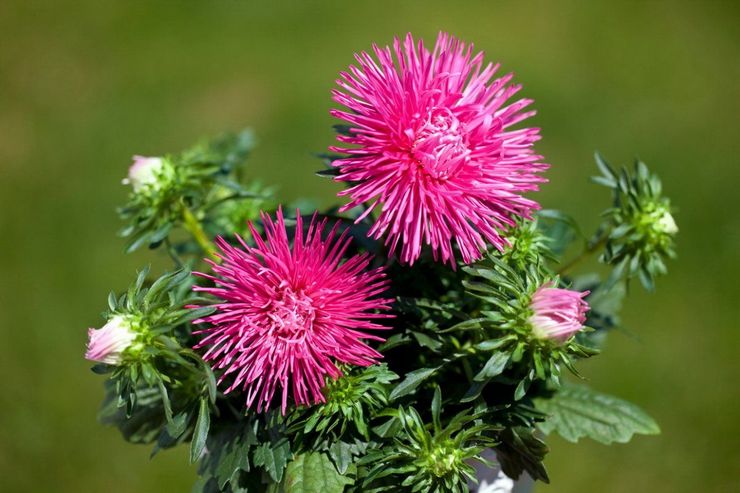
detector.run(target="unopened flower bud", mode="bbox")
[655,210,678,235]
[529,284,589,343]
[85,315,137,365]
[123,155,166,192]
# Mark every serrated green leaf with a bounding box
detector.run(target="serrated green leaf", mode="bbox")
[534,383,660,444]
[253,439,291,483]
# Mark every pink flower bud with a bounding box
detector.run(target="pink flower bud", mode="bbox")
[529,284,589,343]
[85,315,137,365]
[123,155,165,192]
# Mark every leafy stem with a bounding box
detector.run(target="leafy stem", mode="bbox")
[181,203,219,260]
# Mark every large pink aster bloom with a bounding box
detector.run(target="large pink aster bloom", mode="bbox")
[331,32,548,266]
[193,209,392,414]
[529,284,590,343]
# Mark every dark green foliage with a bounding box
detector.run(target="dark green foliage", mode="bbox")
[253,438,292,483]
[288,364,397,445]
[495,426,549,483]
[89,132,671,492]
[194,420,260,492]
[359,392,500,493]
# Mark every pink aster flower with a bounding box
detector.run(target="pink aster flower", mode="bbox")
[85,315,138,365]
[193,209,392,414]
[330,32,548,266]
[529,284,590,343]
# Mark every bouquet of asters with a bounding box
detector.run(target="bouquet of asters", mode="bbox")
[85,33,676,493]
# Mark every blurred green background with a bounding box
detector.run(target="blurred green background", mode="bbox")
[1,1,738,491]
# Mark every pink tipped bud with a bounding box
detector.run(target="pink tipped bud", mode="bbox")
[123,155,165,192]
[85,315,137,365]
[529,284,589,343]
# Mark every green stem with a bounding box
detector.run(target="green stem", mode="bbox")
[181,205,219,260]
[557,233,609,276]
[163,238,184,268]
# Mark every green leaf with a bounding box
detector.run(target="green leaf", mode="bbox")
[460,381,486,403]
[377,333,411,352]
[372,416,401,438]
[389,367,440,401]
[514,374,532,401]
[594,152,616,182]
[327,441,355,475]
[156,379,173,423]
[410,331,442,351]
[201,422,257,490]
[474,351,510,382]
[253,438,291,483]
[190,398,210,463]
[496,426,549,483]
[431,386,441,433]
[90,363,113,375]
[107,291,118,311]
[166,411,189,439]
[534,383,660,444]
[282,453,353,493]
[475,335,516,351]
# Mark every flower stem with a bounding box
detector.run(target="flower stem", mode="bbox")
[557,232,609,276]
[163,237,184,268]
[181,205,219,260]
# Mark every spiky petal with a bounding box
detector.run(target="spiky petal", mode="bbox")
[529,284,589,342]
[331,32,548,266]
[193,209,392,414]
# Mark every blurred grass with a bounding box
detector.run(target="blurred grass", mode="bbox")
[0,1,738,491]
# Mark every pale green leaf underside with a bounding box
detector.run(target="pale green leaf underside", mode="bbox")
[534,383,660,445]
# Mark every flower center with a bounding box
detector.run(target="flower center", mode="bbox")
[410,108,470,180]
[267,286,316,342]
